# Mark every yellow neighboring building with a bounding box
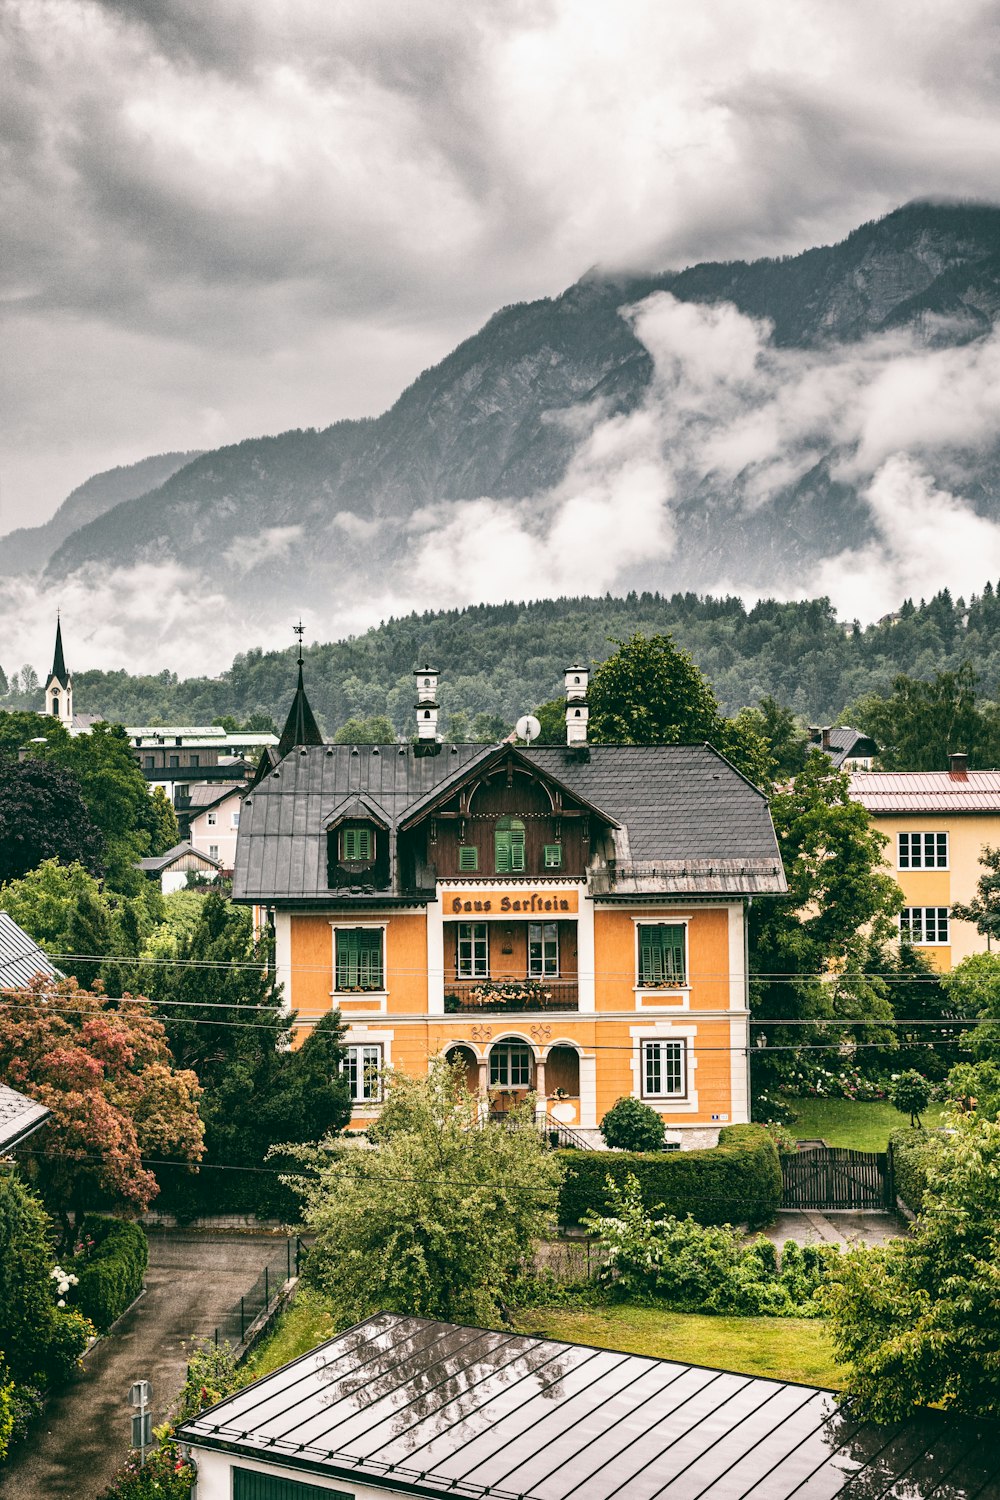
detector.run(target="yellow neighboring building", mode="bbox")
[850,758,1000,971]
[234,662,787,1147]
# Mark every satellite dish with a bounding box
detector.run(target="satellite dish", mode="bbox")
[516,714,541,742]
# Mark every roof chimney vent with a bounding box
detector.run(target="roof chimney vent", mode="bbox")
[564,663,589,746]
[949,751,969,778]
[821,726,832,751]
[413,663,441,755]
[807,725,821,745]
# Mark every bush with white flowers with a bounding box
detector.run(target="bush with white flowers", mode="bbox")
[49,1265,79,1308]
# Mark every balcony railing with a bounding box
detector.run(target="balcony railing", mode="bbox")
[444,977,579,1013]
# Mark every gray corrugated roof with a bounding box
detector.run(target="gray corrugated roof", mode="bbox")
[0,912,61,988]
[0,1083,50,1153]
[178,1313,1000,1500]
[185,783,244,811]
[234,742,784,903]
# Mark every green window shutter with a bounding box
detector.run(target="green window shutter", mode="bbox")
[496,817,526,873]
[544,844,562,868]
[495,827,512,874]
[341,827,372,861]
[510,822,525,871]
[336,928,383,990]
[459,845,479,871]
[639,925,686,986]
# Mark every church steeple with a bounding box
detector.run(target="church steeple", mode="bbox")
[45,614,73,726]
[276,621,323,757]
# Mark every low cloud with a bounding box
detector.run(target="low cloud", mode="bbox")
[224,524,303,573]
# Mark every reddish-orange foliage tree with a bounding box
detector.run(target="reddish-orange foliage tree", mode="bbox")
[0,977,203,1247]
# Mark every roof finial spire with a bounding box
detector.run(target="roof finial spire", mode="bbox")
[293,619,305,668]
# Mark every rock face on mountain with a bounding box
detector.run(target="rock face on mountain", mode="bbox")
[41,202,1000,604]
[0,452,201,576]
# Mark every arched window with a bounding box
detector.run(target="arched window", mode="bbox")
[495,816,526,873]
[489,1042,533,1088]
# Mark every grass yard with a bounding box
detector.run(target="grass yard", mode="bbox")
[246,1291,843,1392]
[514,1305,843,1389]
[785,1096,946,1152]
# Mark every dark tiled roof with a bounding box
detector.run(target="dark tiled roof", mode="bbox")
[523,744,779,864]
[178,1313,1000,1500]
[234,742,784,903]
[821,726,878,769]
[0,1083,50,1153]
[0,912,61,988]
[137,841,224,873]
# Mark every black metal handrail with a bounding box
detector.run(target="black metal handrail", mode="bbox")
[444,977,579,1012]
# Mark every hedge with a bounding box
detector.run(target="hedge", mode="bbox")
[888,1127,947,1216]
[152,1161,301,1225]
[556,1124,781,1230]
[73,1219,148,1332]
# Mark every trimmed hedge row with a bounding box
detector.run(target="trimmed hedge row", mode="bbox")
[888,1127,946,1216]
[74,1219,148,1332]
[556,1124,781,1229]
[153,1162,301,1225]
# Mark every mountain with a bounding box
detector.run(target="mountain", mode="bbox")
[0,452,202,576]
[40,202,1000,611]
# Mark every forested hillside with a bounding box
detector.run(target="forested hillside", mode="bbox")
[4,584,997,737]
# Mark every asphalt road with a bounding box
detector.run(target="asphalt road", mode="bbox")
[1,1231,290,1500]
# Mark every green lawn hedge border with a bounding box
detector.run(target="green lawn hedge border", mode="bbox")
[556,1124,781,1229]
[888,1127,946,1216]
[73,1218,148,1332]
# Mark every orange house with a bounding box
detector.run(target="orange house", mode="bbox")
[234,665,786,1147]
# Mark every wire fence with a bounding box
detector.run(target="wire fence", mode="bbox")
[534,1235,610,1282]
[211,1236,302,1349]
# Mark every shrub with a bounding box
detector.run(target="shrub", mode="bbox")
[587,1175,835,1316]
[177,1341,241,1422]
[0,1171,94,1388]
[72,1219,148,1332]
[600,1097,666,1151]
[96,1437,196,1499]
[557,1123,781,1229]
[6,1383,43,1451]
[888,1127,946,1215]
[43,1309,93,1384]
[0,1361,13,1464]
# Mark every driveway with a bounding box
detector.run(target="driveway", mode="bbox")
[762,1209,909,1248]
[1,1231,289,1500]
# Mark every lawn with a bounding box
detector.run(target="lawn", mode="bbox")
[514,1305,843,1389]
[241,1289,342,1381]
[784,1096,946,1152]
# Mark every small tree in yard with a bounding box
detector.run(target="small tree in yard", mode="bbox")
[600,1097,666,1152]
[288,1058,563,1325]
[823,1113,1000,1420]
[0,977,203,1249]
[890,1071,932,1127]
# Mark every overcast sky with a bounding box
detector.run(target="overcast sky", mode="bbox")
[4,0,1000,534]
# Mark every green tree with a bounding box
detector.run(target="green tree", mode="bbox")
[0,1171,94,1388]
[849,664,984,770]
[824,1114,1000,1420]
[951,845,1000,947]
[332,715,397,744]
[291,1058,562,1324]
[890,1070,932,1127]
[147,787,180,854]
[532,697,566,743]
[600,1096,666,1151]
[750,754,902,1097]
[55,722,165,893]
[0,757,104,884]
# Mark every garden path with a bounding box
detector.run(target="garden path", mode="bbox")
[0,1230,281,1500]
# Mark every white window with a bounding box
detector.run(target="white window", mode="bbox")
[489,1042,533,1088]
[642,1039,687,1098]
[231,810,240,828]
[898,832,948,869]
[343,1044,383,1102]
[528,922,559,977]
[208,845,219,861]
[456,923,488,979]
[207,812,217,826]
[900,907,950,945]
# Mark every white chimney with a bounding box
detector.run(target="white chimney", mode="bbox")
[564,664,589,745]
[414,663,440,743]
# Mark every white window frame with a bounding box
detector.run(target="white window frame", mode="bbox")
[897,832,949,870]
[640,1038,688,1099]
[207,811,217,826]
[343,1043,384,1102]
[231,810,240,828]
[489,1042,534,1088]
[456,922,489,979]
[208,844,219,861]
[528,921,559,977]
[899,907,950,945]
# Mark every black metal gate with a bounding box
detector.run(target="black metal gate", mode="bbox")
[781,1146,892,1210]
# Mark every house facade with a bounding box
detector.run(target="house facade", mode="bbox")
[850,757,1000,970]
[182,782,245,869]
[234,665,786,1146]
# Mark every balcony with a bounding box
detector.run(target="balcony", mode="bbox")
[443,977,579,1013]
